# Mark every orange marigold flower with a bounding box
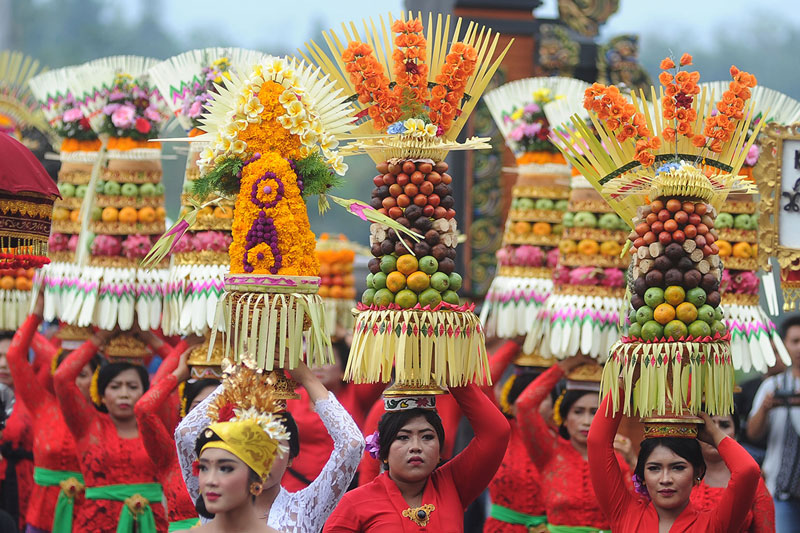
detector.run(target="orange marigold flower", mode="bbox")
[610,105,623,118]
[739,87,751,101]
[637,124,650,137]
[677,121,693,136]
[675,71,689,84]
[598,108,610,120]
[722,91,736,105]
[431,85,447,100]
[665,85,679,98]
[605,118,620,131]
[621,124,637,138]
[679,53,693,66]
[730,65,740,77]
[616,131,629,143]
[659,72,674,86]
[689,71,701,83]
[660,57,675,70]
[663,107,676,120]
[464,47,478,61]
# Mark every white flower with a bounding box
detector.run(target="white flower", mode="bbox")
[403,118,419,132]
[327,152,348,176]
[222,122,240,139]
[279,90,296,106]
[218,137,233,153]
[277,115,293,129]
[300,129,319,146]
[320,134,339,152]
[265,58,287,77]
[199,147,215,162]
[285,99,305,118]
[244,96,264,120]
[299,145,313,158]
[424,123,438,137]
[235,119,249,131]
[232,140,246,154]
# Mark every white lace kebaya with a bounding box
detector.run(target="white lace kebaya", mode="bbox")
[176,386,365,531]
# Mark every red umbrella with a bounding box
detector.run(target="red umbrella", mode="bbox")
[0,133,59,268]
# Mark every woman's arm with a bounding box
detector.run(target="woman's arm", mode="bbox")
[587,388,636,525]
[445,383,511,508]
[289,363,365,530]
[174,382,222,501]
[53,331,110,439]
[749,477,775,533]
[134,372,181,472]
[5,314,48,415]
[516,363,563,468]
[480,340,521,407]
[152,339,189,383]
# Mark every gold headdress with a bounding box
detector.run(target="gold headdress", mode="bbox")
[203,363,290,479]
[554,53,762,436]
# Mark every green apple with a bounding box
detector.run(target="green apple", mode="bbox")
[441,290,459,305]
[139,183,156,196]
[361,289,375,305]
[430,272,450,292]
[104,181,121,195]
[120,183,139,197]
[75,184,88,198]
[59,183,75,198]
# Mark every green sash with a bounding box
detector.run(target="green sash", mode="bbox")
[168,517,201,531]
[547,525,610,533]
[489,503,547,527]
[33,467,85,533]
[85,482,163,533]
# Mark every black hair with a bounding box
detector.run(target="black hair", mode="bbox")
[275,411,300,459]
[0,395,6,430]
[193,429,263,519]
[57,350,101,372]
[182,379,219,415]
[502,368,542,418]
[95,363,149,413]
[331,339,350,372]
[633,437,706,489]
[377,408,445,463]
[780,314,800,340]
[0,332,13,343]
[558,389,596,439]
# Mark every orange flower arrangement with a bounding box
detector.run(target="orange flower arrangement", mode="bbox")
[583,82,658,166]
[107,137,161,151]
[391,18,429,105]
[658,53,700,144]
[428,43,478,132]
[698,66,757,153]
[342,42,402,130]
[60,138,102,152]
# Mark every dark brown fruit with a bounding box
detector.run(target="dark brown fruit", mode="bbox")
[425,229,440,246]
[701,273,719,292]
[404,205,422,221]
[438,257,455,274]
[414,241,431,257]
[707,291,721,307]
[631,294,645,309]
[413,216,432,232]
[446,247,457,260]
[380,240,394,255]
[634,276,648,296]
[395,240,413,256]
[645,269,664,287]
[396,217,410,228]
[677,257,694,271]
[665,243,685,261]
[440,195,455,210]
[375,185,389,198]
[435,161,448,173]
[665,268,683,286]
[683,269,701,288]
[654,255,674,271]
[368,257,381,274]
[432,244,449,261]
[369,197,382,210]
[371,243,382,257]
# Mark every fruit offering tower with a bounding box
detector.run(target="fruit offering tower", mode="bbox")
[303,13,510,391]
[148,48,267,336]
[556,54,761,428]
[480,77,588,342]
[316,234,361,338]
[52,56,171,339]
[146,55,356,383]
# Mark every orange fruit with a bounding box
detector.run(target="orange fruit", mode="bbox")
[101,207,119,223]
[15,277,31,291]
[343,274,356,286]
[25,268,35,279]
[318,263,331,276]
[578,239,600,256]
[732,242,752,259]
[198,206,214,217]
[752,244,758,256]
[213,206,232,218]
[600,241,622,256]
[513,221,531,235]
[118,207,138,224]
[664,286,686,306]
[559,239,577,254]
[676,302,698,324]
[69,209,80,222]
[532,222,551,235]
[138,207,156,223]
[52,207,70,221]
[155,206,166,221]
[386,271,407,293]
[407,271,431,293]
[0,276,13,290]
[343,286,357,299]
[318,285,330,298]
[653,303,676,325]
[716,240,732,257]
[329,285,344,299]
[396,255,419,276]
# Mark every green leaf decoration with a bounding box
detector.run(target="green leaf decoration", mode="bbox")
[192,157,244,199]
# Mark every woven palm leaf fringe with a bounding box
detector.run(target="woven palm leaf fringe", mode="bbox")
[161,264,226,336]
[0,289,30,330]
[321,297,356,337]
[346,308,489,386]
[601,340,735,418]
[525,292,624,360]
[725,303,791,373]
[212,291,333,370]
[479,275,552,339]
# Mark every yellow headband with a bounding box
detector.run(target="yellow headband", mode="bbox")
[89,367,101,406]
[201,420,281,480]
[552,389,567,426]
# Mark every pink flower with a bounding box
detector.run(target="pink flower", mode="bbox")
[496,246,513,266]
[135,117,152,134]
[144,106,162,122]
[601,267,625,288]
[745,144,760,166]
[91,235,122,256]
[111,105,135,128]
[62,107,83,122]
[188,101,203,118]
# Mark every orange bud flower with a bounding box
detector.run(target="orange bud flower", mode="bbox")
[680,53,693,66]
[660,58,675,70]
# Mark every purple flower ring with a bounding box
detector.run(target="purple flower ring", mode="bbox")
[365,430,381,459]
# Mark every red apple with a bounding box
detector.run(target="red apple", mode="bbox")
[672,230,686,244]
[659,232,673,245]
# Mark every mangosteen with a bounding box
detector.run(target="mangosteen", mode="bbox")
[701,273,719,292]
[380,240,395,255]
[404,205,423,221]
[387,231,399,243]
[432,244,449,261]
[439,257,455,275]
[706,291,721,308]
[446,247,457,260]
[683,269,701,289]
[631,294,645,310]
[375,185,389,198]
[414,241,432,257]
[369,197,383,210]
[371,243,382,257]
[425,229,440,246]
[654,255,673,272]
[396,217,411,228]
[677,257,694,271]
[440,195,455,210]
[368,258,381,274]
[665,243,685,262]
[645,269,663,287]
[395,240,412,256]
[413,216,432,232]
[664,268,683,286]
[634,276,648,296]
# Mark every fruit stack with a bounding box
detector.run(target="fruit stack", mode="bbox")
[316,234,359,337]
[362,159,464,311]
[480,77,588,340]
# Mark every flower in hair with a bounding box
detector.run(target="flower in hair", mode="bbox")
[631,474,650,500]
[365,430,381,459]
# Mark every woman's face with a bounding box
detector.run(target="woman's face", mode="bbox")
[312,353,344,391]
[198,447,253,515]
[187,385,217,415]
[564,393,597,446]
[700,414,735,461]
[102,368,144,419]
[0,351,12,388]
[75,363,93,402]
[643,445,696,511]
[387,415,440,484]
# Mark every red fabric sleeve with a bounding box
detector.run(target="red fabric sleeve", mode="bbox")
[31,331,58,387]
[153,338,175,362]
[480,340,520,407]
[444,383,511,508]
[750,477,775,533]
[134,373,180,472]
[586,388,636,525]
[153,340,187,384]
[710,436,761,531]
[516,364,563,469]
[152,340,187,432]
[5,314,48,417]
[53,338,100,440]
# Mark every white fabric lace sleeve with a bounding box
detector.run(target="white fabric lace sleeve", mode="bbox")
[270,391,365,533]
[174,382,223,504]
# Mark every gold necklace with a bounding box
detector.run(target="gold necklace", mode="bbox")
[401,504,435,526]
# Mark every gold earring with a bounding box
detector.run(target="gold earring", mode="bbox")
[249,482,263,496]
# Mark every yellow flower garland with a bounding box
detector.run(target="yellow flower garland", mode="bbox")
[89,367,102,407]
